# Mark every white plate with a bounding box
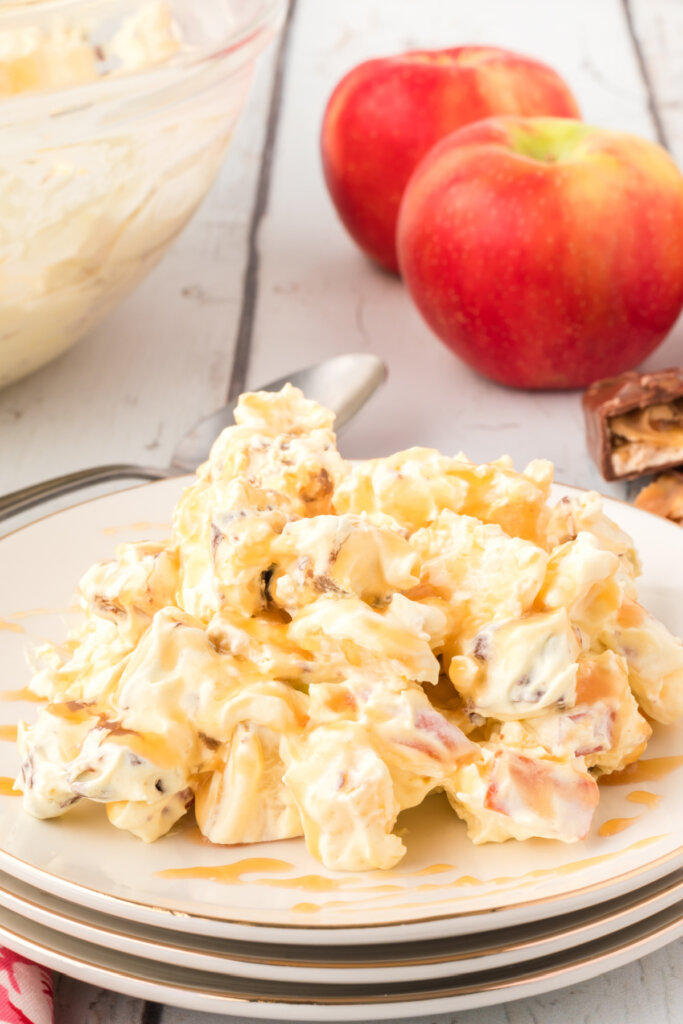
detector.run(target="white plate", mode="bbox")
[1,479,683,945]
[0,894,681,1019]
[0,866,680,984]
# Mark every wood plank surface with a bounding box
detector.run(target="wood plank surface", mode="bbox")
[243,0,682,504]
[627,0,683,366]
[628,0,681,158]
[53,974,147,1024]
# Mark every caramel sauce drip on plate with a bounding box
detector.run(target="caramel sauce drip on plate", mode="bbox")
[0,777,19,797]
[599,816,640,837]
[0,725,18,742]
[0,618,23,633]
[250,874,341,893]
[9,607,71,620]
[626,790,661,809]
[0,688,44,703]
[290,836,667,917]
[414,863,456,877]
[102,521,171,536]
[158,858,294,884]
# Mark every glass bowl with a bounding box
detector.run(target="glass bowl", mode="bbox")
[0,0,283,388]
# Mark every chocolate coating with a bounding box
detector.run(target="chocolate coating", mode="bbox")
[583,368,683,481]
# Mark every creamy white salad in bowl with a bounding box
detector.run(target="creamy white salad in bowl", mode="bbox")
[0,0,282,387]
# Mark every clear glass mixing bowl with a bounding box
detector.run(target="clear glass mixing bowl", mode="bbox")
[0,0,283,387]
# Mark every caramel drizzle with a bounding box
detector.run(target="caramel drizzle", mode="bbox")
[9,607,71,620]
[158,858,408,896]
[45,700,96,724]
[286,836,667,914]
[102,521,171,536]
[0,777,19,797]
[0,688,44,703]
[42,700,182,772]
[0,725,18,742]
[0,618,23,634]
[253,876,404,895]
[627,790,661,809]
[414,863,456,876]
[157,831,669,913]
[599,816,640,837]
[158,858,294,884]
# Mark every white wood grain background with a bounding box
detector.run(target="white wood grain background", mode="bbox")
[1,0,682,1020]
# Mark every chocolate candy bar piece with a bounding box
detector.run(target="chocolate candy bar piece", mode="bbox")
[583,368,683,481]
[635,471,683,525]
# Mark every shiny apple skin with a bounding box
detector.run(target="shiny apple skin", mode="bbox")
[321,48,580,273]
[397,117,683,389]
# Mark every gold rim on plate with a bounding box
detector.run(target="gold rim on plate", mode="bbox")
[0,897,681,1007]
[0,866,681,970]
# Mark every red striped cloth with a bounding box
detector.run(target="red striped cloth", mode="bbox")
[0,949,53,1024]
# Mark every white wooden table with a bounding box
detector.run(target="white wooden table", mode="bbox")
[2,0,682,1020]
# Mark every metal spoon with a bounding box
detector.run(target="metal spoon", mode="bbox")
[0,353,386,522]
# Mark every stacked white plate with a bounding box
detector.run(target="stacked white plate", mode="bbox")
[0,479,682,1019]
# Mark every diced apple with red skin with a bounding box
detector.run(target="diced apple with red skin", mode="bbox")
[446,744,599,844]
[311,676,480,811]
[356,682,480,808]
[497,651,651,774]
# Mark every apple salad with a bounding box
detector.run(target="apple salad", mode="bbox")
[16,387,683,870]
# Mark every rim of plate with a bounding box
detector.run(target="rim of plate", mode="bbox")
[1,843,682,936]
[0,897,681,1016]
[0,865,681,972]
[1,476,683,935]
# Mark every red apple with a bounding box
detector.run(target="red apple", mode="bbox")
[321,47,580,273]
[397,117,683,389]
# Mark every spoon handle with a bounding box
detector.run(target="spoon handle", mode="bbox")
[0,464,175,524]
[0,355,387,524]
